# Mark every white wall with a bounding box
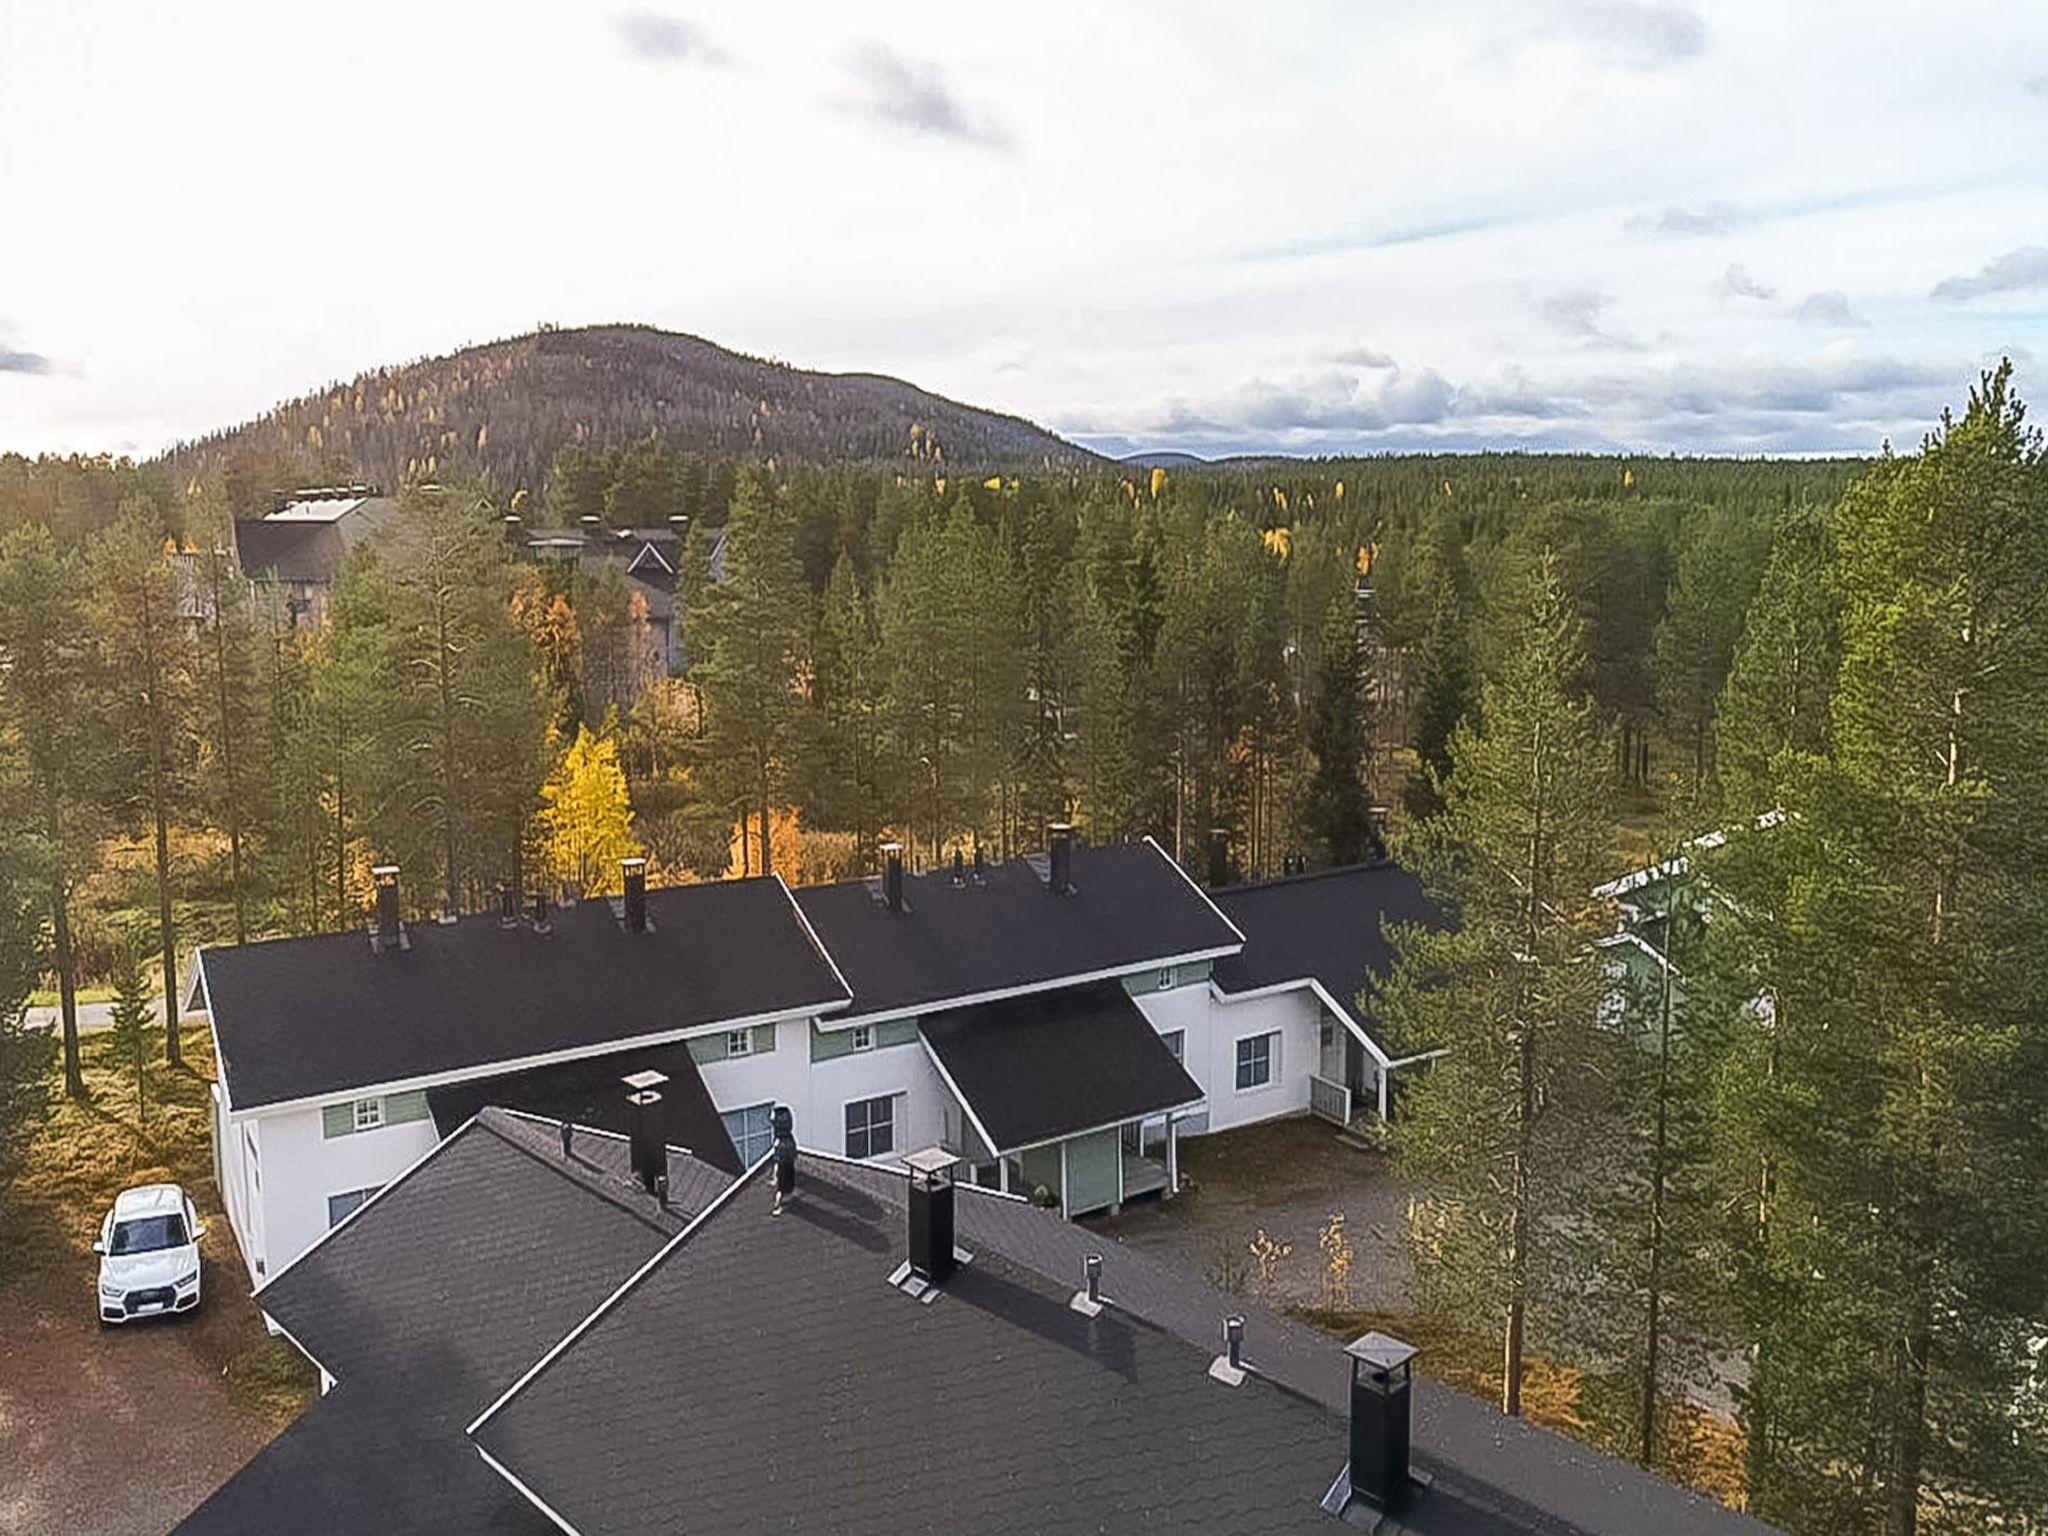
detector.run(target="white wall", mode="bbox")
[239,1102,438,1283]
[1188,989,1322,1133]
[693,1017,946,1160]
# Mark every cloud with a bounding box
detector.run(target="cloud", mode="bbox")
[0,322,50,375]
[1632,200,1744,236]
[1796,290,1863,328]
[2026,75,2048,100]
[614,10,729,66]
[1931,245,2048,301]
[1720,263,1776,301]
[1539,287,1644,349]
[1330,345,1395,368]
[1502,3,1709,69]
[836,42,1013,151]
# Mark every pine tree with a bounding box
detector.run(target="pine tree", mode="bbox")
[689,468,807,877]
[806,555,888,867]
[539,723,641,895]
[0,838,54,1182]
[0,524,102,1097]
[1651,505,1769,798]
[90,509,195,1063]
[107,935,153,1121]
[1711,367,2048,1534]
[1402,514,1474,822]
[1301,590,1378,866]
[1377,549,1615,1417]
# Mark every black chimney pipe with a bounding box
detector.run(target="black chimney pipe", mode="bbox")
[1346,1332,1419,1512]
[951,848,965,886]
[972,845,986,884]
[623,1071,668,1195]
[905,1148,958,1284]
[622,856,648,933]
[881,842,905,913]
[498,887,519,928]
[372,865,401,950]
[1207,828,1231,889]
[530,891,552,935]
[1048,823,1074,896]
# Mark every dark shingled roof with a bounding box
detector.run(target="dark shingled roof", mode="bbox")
[920,980,1203,1151]
[470,1155,1779,1536]
[199,875,849,1109]
[427,1038,740,1175]
[793,839,1243,1022]
[177,1108,724,1536]
[232,496,397,584]
[1212,862,1439,1028]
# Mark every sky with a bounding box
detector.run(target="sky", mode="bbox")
[2,0,2046,460]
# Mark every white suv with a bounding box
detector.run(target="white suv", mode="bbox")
[95,1183,205,1325]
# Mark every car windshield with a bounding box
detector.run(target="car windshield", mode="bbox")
[110,1213,187,1254]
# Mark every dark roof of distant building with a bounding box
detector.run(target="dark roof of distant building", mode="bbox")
[920,980,1203,1152]
[426,1038,740,1174]
[176,1108,723,1536]
[469,1151,1776,1536]
[1212,862,1439,1027]
[793,839,1243,1023]
[232,494,397,584]
[198,876,849,1110]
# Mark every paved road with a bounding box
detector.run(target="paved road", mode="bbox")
[25,999,167,1036]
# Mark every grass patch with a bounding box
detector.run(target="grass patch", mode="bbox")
[27,984,116,1008]
[0,1018,315,1427]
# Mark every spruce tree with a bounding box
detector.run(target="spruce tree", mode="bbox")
[1377,549,1615,1416]
[107,935,153,1121]
[1301,590,1378,866]
[1402,513,1474,822]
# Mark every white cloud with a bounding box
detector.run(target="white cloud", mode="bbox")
[1720,263,1776,302]
[833,41,1013,151]
[614,10,729,66]
[1931,246,2048,302]
[1796,291,1863,328]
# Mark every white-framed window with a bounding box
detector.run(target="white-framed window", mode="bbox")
[850,1024,873,1052]
[722,1102,776,1165]
[725,1028,754,1058]
[326,1186,380,1228]
[353,1097,385,1132]
[1154,966,1176,991]
[845,1094,898,1160]
[1234,1032,1277,1091]
[1161,1029,1186,1062]
[322,1091,429,1139]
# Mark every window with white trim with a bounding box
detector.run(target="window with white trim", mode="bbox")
[726,1028,755,1058]
[844,1094,898,1160]
[721,1102,776,1165]
[353,1098,384,1132]
[850,1024,873,1052]
[1154,966,1176,991]
[326,1186,380,1228]
[1234,1032,1277,1091]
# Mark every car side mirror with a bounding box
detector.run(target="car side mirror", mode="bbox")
[91,1240,104,1255]
[193,1221,209,1239]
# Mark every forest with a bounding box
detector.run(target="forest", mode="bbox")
[1,368,2043,1534]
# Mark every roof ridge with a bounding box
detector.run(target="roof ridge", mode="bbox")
[1219,858,1401,895]
[473,1111,680,1237]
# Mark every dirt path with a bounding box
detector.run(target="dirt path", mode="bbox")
[0,1260,283,1536]
[1088,1116,1416,1313]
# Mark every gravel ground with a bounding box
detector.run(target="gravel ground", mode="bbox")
[0,1253,283,1536]
[1085,1115,1416,1313]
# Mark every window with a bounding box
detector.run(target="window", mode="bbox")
[850,1024,873,1052]
[1156,966,1176,991]
[322,1093,426,1138]
[326,1186,380,1228]
[844,1094,897,1160]
[1234,1032,1277,1091]
[1161,1029,1185,1062]
[725,1028,754,1058]
[721,1102,776,1165]
[353,1097,384,1132]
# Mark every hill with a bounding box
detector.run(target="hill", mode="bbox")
[159,324,1098,501]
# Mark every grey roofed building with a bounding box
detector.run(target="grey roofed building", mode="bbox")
[174,1107,730,1536]
[1212,862,1438,1032]
[464,1145,1777,1536]
[231,486,398,629]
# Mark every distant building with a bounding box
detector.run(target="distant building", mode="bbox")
[231,487,399,630]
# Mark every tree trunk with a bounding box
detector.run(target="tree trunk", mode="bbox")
[758,790,771,881]
[209,555,247,945]
[436,597,460,917]
[51,881,83,1098]
[1503,1019,1534,1417]
[142,595,182,1066]
[1641,954,1674,1465]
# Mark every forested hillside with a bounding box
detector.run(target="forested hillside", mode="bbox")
[155,324,1098,509]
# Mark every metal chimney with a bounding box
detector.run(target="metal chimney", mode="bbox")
[951,848,965,886]
[622,1070,668,1195]
[904,1147,959,1284]
[1207,827,1231,889]
[1047,823,1074,895]
[622,856,648,933]
[881,842,905,914]
[498,887,519,929]
[1345,1332,1419,1512]
[972,845,986,884]
[372,865,402,951]
[530,891,552,935]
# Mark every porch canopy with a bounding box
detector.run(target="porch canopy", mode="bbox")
[919,980,1203,1155]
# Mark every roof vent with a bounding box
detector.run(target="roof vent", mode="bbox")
[1320,1332,1429,1519]
[1070,1253,1107,1317]
[621,856,649,933]
[1207,827,1231,889]
[1209,1315,1249,1386]
[370,865,407,953]
[498,887,520,929]
[1047,824,1074,895]
[622,1070,668,1195]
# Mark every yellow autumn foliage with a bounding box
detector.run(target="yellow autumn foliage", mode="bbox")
[539,725,640,896]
